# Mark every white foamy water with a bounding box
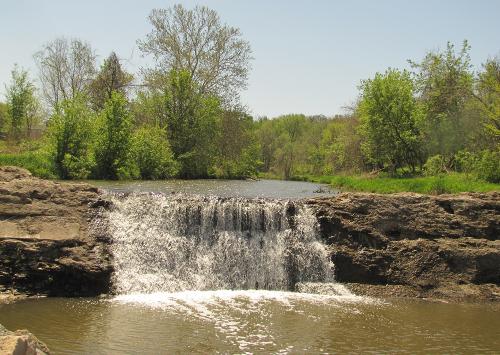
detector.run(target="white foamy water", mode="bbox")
[106,193,338,294]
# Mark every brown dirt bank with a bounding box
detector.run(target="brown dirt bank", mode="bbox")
[306,192,500,301]
[0,166,111,297]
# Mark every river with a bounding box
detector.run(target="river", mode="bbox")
[1,179,499,354]
[2,295,499,354]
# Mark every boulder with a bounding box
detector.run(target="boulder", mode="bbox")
[0,324,50,355]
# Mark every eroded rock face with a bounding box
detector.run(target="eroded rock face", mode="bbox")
[0,166,111,296]
[306,192,500,300]
[0,323,50,355]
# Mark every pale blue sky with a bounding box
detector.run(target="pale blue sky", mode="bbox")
[1,0,499,117]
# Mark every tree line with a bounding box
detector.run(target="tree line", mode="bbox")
[255,41,499,183]
[1,5,498,183]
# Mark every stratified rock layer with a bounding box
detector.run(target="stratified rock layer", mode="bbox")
[0,166,111,296]
[306,192,500,300]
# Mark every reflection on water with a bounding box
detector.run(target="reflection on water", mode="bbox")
[1,292,499,354]
[89,179,336,199]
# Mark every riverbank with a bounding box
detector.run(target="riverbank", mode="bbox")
[270,172,500,194]
[0,166,499,302]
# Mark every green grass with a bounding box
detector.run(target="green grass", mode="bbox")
[0,150,57,179]
[300,173,500,194]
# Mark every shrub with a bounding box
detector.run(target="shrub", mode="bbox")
[424,155,447,176]
[476,150,500,183]
[454,150,478,174]
[131,125,178,179]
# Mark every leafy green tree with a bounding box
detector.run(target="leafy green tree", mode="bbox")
[255,117,277,172]
[320,116,363,174]
[213,110,261,178]
[47,96,96,179]
[160,69,222,178]
[131,124,178,179]
[4,66,40,141]
[89,52,133,111]
[475,57,500,141]
[94,92,136,179]
[410,41,474,158]
[130,90,165,127]
[0,102,8,136]
[358,68,424,173]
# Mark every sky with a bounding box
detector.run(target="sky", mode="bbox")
[1,0,499,117]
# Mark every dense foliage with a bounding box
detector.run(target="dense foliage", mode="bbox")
[0,4,498,189]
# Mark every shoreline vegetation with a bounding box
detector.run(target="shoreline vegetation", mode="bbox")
[268,173,500,195]
[0,5,498,194]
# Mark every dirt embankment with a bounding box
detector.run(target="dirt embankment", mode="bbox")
[0,166,111,297]
[306,192,500,301]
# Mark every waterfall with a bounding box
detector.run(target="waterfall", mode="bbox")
[105,193,335,294]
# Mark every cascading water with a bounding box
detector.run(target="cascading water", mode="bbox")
[105,192,339,294]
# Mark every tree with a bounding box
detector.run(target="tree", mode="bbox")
[4,66,40,141]
[34,37,96,109]
[320,116,363,174]
[0,102,7,136]
[159,69,222,178]
[475,57,500,141]
[410,41,474,157]
[358,68,424,173]
[47,96,96,179]
[213,110,261,178]
[94,92,135,179]
[138,4,252,104]
[89,52,133,111]
[131,124,178,179]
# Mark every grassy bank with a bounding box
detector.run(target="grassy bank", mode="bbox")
[0,150,56,179]
[298,173,500,194]
[259,172,500,194]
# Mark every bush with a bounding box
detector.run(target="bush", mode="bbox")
[131,125,178,179]
[424,155,447,176]
[476,150,500,183]
[454,150,478,174]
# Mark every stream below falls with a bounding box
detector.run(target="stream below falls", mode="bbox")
[1,180,499,353]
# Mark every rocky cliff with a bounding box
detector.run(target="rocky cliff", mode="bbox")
[0,166,111,297]
[307,192,500,300]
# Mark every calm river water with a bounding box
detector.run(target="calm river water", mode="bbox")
[1,293,499,354]
[89,178,336,199]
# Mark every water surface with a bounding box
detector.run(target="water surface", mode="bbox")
[1,293,499,354]
[90,179,335,199]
